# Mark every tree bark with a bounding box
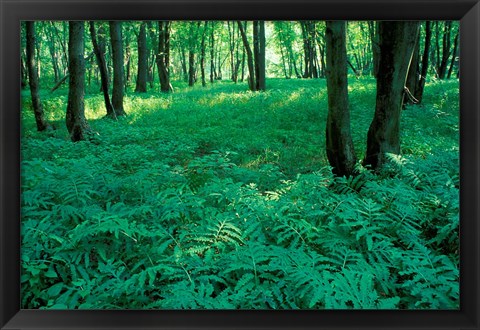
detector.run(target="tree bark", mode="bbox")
[252,21,266,90]
[415,21,431,103]
[188,22,197,87]
[89,21,115,115]
[370,21,380,78]
[447,31,459,79]
[238,21,256,91]
[257,21,266,90]
[109,21,126,117]
[404,33,420,106]
[200,21,207,87]
[157,21,171,92]
[135,22,148,92]
[364,21,419,170]
[325,21,357,177]
[438,21,452,79]
[66,21,90,141]
[210,23,216,83]
[26,21,51,131]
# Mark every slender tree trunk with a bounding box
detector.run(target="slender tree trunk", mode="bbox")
[438,21,452,79]
[124,38,131,90]
[157,21,171,92]
[200,21,207,87]
[364,21,419,170]
[96,25,109,92]
[325,21,357,177]
[109,21,126,117]
[434,21,441,78]
[415,21,432,103]
[26,21,51,131]
[240,46,245,81]
[253,21,265,91]
[404,33,420,106]
[21,54,28,89]
[210,23,215,83]
[257,21,266,90]
[447,31,459,79]
[227,21,237,82]
[89,21,114,116]
[66,21,90,141]
[135,22,148,92]
[146,21,156,88]
[43,22,60,83]
[300,22,310,78]
[238,21,255,91]
[370,21,380,77]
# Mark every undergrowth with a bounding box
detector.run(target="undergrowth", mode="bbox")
[21,78,459,309]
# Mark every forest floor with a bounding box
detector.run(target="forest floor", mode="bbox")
[21,78,459,309]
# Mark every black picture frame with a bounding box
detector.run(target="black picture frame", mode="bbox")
[1,0,479,329]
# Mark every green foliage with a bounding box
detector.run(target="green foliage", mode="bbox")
[21,78,459,309]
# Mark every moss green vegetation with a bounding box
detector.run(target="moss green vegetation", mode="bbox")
[21,78,459,309]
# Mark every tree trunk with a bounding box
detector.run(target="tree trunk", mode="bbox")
[66,21,90,141]
[109,21,126,117]
[447,31,459,79]
[146,21,156,88]
[124,37,131,90]
[253,21,265,91]
[21,54,28,89]
[135,22,148,92]
[210,23,215,83]
[370,21,380,78]
[200,21,207,87]
[257,21,266,90]
[26,21,51,131]
[325,21,357,177]
[238,21,255,91]
[157,21,172,92]
[438,21,452,79]
[415,21,431,103]
[404,33,420,106]
[89,21,114,116]
[364,21,419,170]
[43,22,60,83]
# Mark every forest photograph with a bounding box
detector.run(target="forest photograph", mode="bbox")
[20,20,459,310]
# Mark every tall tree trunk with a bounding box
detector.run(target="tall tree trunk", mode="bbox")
[210,23,215,83]
[257,21,266,90]
[96,25,109,92]
[66,21,90,141]
[157,21,171,92]
[300,22,310,78]
[438,21,452,79]
[135,22,148,92]
[238,21,255,91]
[180,45,188,82]
[434,21,441,78]
[89,21,114,116]
[415,21,431,103]
[109,21,126,117]
[325,21,357,177]
[227,21,237,82]
[146,21,156,88]
[370,21,380,77]
[21,54,28,89]
[200,21,207,87]
[364,21,419,170]
[124,37,131,90]
[43,22,60,83]
[447,31,459,79]
[404,33,420,106]
[26,21,51,131]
